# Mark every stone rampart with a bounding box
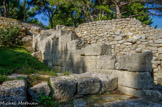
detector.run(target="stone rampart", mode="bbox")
[32,18,162,84]
[75,18,162,84]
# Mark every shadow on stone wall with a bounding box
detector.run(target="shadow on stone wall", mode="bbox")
[41,30,87,74]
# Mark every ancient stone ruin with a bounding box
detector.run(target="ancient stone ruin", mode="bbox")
[33,18,162,84]
[0,17,162,106]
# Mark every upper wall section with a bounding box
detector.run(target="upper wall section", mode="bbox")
[0,17,42,34]
[75,18,158,46]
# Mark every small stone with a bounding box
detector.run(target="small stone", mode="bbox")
[136,48,142,53]
[114,36,122,41]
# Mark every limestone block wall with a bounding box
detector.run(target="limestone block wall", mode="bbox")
[32,18,162,84]
[75,18,162,83]
[33,26,156,97]
[33,28,115,74]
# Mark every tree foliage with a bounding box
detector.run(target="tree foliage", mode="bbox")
[0,0,161,28]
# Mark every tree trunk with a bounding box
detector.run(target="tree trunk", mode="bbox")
[23,0,27,22]
[115,2,122,19]
[3,0,7,17]
[50,18,54,28]
[111,0,122,19]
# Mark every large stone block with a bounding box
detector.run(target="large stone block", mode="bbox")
[83,56,97,69]
[118,71,154,89]
[59,32,78,44]
[115,51,153,72]
[97,55,116,69]
[81,44,112,56]
[0,80,27,102]
[91,73,118,93]
[118,85,144,97]
[50,77,77,100]
[77,77,100,95]
[66,40,79,51]
[28,82,51,102]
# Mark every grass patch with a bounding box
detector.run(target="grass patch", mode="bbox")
[0,47,56,76]
[27,75,49,87]
[63,72,70,76]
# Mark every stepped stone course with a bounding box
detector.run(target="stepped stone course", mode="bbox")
[50,72,118,100]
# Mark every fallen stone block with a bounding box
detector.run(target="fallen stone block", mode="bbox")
[118,71,154,89]
[115,51,152,72]
[0,80,27,102]
[28,82,51,102]
[77,77,100,95]
[50,76,77,100]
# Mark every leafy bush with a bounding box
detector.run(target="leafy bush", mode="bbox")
[0,25,22,47]
[39,93,58,107]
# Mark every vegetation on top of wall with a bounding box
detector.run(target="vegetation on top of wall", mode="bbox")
[0,25,23,47]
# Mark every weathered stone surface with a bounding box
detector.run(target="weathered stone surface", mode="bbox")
[77,77,100,95]
[81,44,112,56]
[155,29,162,39]
[157,77,162,85]
[90,73,118,93]
[115,51,153,72]
[50,76,77,100]
[97,55,116,69]
[101,99,162,107]
[143,90,162,102]
[154,39,162,44]
[118,85,144,97]
[83,56,97,69]
[0,80,27,102]
[7,73,27,79]
[28,82,50,102]
[118,71,154,89]
[74,99,86,107]
[31,17,162,85]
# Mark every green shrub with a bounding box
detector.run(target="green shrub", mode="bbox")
[0,75,7,84]
[0,25,22,47]
[39,93,58,107]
